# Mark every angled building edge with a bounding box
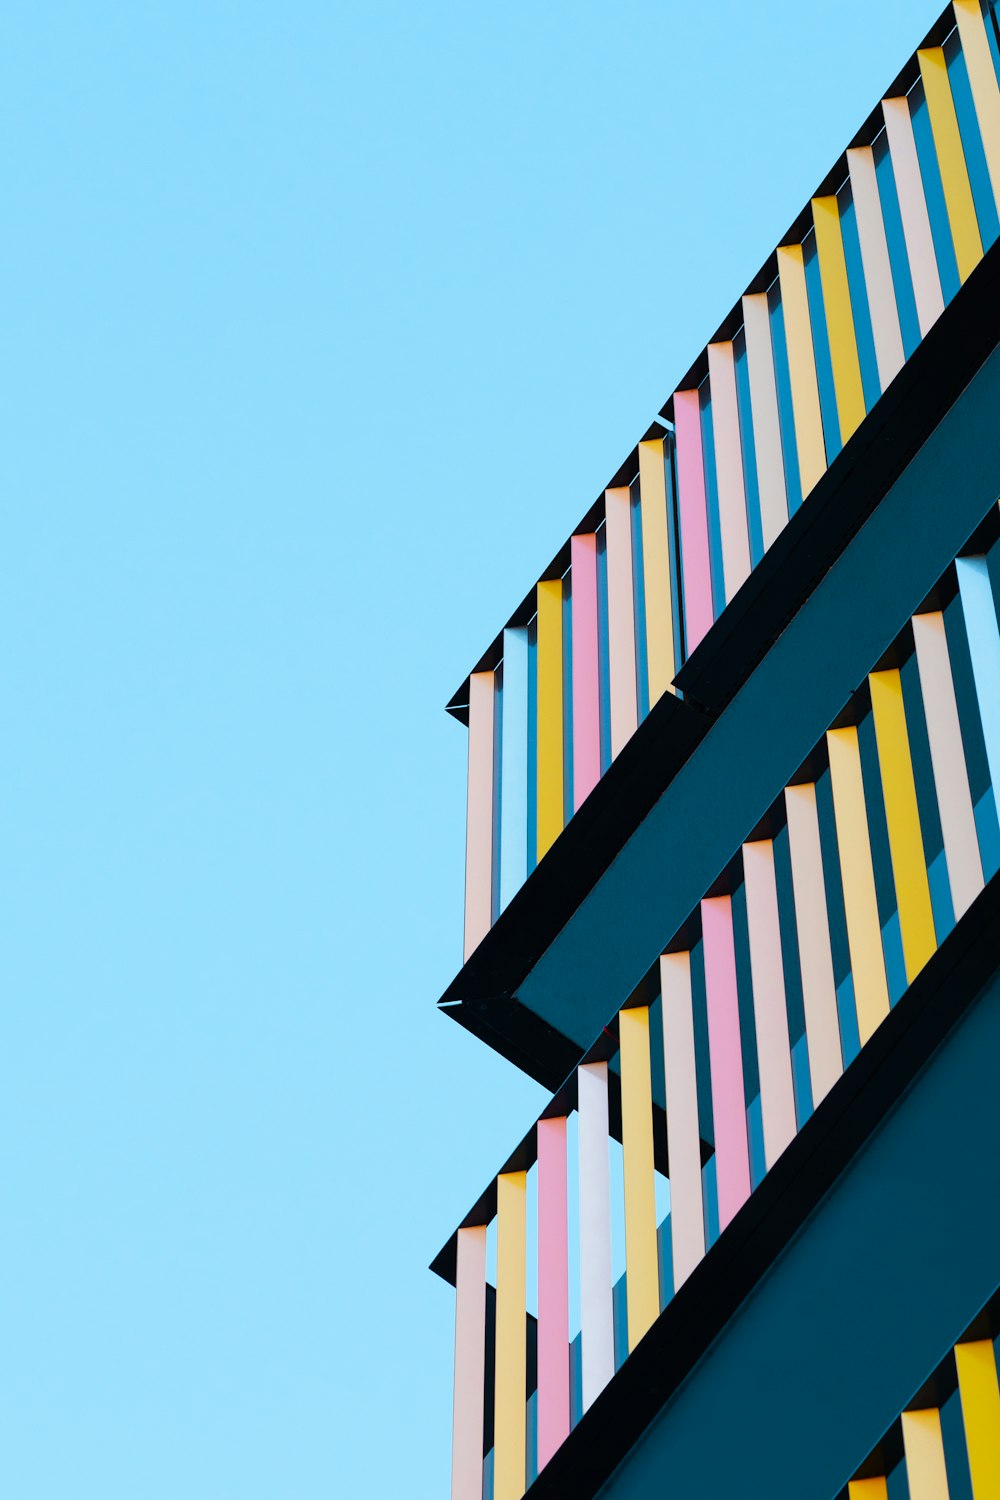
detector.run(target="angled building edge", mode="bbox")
[440,239,1000,1088]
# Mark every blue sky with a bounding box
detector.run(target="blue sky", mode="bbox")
[0,2,943,1494]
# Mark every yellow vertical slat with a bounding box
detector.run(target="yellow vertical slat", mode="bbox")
[536,578,564,861]
[953,0,1000,209]
[849,1482,889,1500]
[618,1006,659,1351]
[919,46,984,282]
[812,196,868,445]
[638,439,677,707]
[776,243,828,496]
[868,670,937,982]
[955,1340,1000,1498]
[826,727,891,1044]
[494,1172,527,1500]
[902,1409,952,1500]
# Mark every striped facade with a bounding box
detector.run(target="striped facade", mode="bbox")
[433,5,1000,1499]
[456,0,1000,960]
[440,531,1000,1496]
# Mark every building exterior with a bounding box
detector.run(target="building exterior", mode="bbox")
[432,4,1000,1497]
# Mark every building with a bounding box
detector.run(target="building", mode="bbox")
[432,4,1000,1497]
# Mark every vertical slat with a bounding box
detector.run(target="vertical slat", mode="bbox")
[536,1118,570,1471]
[452,1226,488,1500]
[494,1172,527,1500]
[706,342,752,600]
[826,727,891,1044]
[812,196,867,444]
[604,487,638,759]
[869,669,937,981]
[742,292,788,549]
[849,1482,889,1500]
[956,555,1000,795]
[637,438,677,706]
[701,896,752,1230]
[954,0,1000,207]
[955,1339,1000,1497]
[847,146,907,390]
[775,244,827,498]
[901,1409,952,1500]
[742,841,798,1167]
[499,626,529,913]
[784,784,844,1106]
[464,671,496,960]
[882,96,947,336]
[919,47,984,282]
[618,1007,659,1351]
[673,389,715,652]
[577,1062,615,1411]
[659,952,705,1288]
[912,612,984,919]
[570,535,601,812]
[536,578,564,862]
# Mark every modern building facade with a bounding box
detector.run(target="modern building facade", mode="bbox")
[433,4,1000,1496]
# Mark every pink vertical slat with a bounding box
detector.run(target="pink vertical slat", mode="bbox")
[701,896,752,1230]
[463,671,495,961]
[571,534,601,811]
[673,389,715,653]
[536,1117,570,1468]
[451,1225,487,1500]
[706,342,752,602]
[604,487,639,759]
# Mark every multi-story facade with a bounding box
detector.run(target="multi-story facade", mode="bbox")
[433,4,1000,1497]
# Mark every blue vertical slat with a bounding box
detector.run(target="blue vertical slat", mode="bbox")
[803,231,843,464]
[562,573,574,822]
[701,1154,720,1251]
[987,0,1000,87]
[840,189,883,409]
[768,285,804,516]
[492,666,503,923]
[612,1271,629,1372]
[836,974,862,1068]
[874,130,924,359]
[747,1094,767,1190]
[595,525,612,775]
[630,479,650,722]
[733,330,765,567]
[956,554,1000,798]
[657,1215,674,1312]
[526,616,538,875]
[791,1034,814,1129]
[910,83,962,303]
[947,31,1000,249]
[663,435,686,675]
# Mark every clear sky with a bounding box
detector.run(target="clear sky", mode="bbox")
[1,2,944,1495]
